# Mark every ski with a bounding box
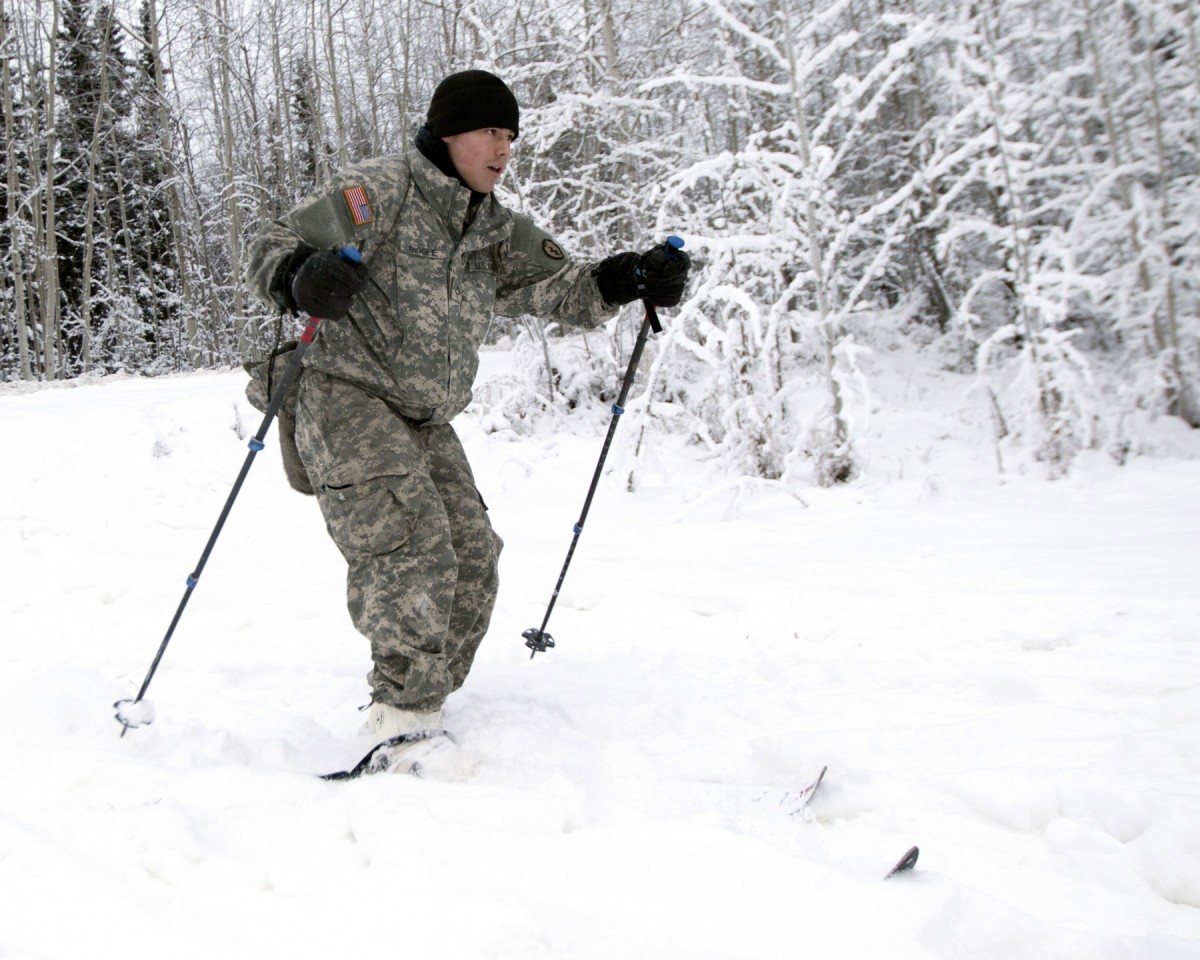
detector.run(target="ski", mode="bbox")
[320,729,445,781]
[754,767,919,881]
[884,845,920,879]
[777,765,827,815]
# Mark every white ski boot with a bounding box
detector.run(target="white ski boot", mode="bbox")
[362,703,478,782]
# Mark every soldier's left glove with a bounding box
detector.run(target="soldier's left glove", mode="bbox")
[595,242,691,308]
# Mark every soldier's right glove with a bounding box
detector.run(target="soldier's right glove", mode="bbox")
[286,246,370,319]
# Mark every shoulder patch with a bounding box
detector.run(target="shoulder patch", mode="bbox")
[542,238,564,260]
[343,186,375,226]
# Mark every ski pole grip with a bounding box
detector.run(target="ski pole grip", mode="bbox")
[641,236,684,334]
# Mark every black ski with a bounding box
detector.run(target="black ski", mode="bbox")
[320,729,445,781]
[884,845,920,879]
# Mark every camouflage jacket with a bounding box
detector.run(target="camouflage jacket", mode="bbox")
[246,148,616,423]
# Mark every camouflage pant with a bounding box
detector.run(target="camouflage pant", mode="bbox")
[295,369,503,711]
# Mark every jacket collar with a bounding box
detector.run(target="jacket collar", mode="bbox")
[408,147,512,248]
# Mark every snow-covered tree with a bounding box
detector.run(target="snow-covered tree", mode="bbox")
[1,0,1195,484]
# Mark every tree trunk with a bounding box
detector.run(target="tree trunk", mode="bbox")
[0,0,33,379]
[78,11,120,373]
[213,0,247,358]
[322,0,348,165]
[41,0,62,380]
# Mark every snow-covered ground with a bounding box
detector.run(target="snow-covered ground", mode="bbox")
[2,345,1199,959]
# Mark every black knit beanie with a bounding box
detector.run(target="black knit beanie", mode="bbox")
[426,70,520,139]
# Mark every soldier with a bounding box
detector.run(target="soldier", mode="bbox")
[246,69,689,778]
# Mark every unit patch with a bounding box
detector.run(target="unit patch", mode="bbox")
[542,239,564,260]
[343,186,375,226]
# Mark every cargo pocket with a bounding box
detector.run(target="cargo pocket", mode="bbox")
[318,475,417,557]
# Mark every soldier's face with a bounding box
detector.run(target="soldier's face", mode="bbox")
[443,128,515,193]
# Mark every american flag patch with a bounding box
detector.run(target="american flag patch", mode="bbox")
[343,186,374,226]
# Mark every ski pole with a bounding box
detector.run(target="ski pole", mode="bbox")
[523,235,685,658]
[114,246,362,735]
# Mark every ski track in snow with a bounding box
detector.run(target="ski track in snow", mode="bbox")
[2,349,1199,959]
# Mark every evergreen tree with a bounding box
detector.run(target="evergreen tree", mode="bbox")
[118,0,185,372]
[53,0,137,373]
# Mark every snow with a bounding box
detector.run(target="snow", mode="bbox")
[2,346,1200,959]
[113,696,155,729]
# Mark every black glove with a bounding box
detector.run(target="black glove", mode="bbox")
[283,245,370,319]
[595,242,691,308]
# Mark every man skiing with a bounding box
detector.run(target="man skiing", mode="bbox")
[245,69,689,777]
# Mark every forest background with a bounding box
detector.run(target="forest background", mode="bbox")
[2,0,1198,484]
